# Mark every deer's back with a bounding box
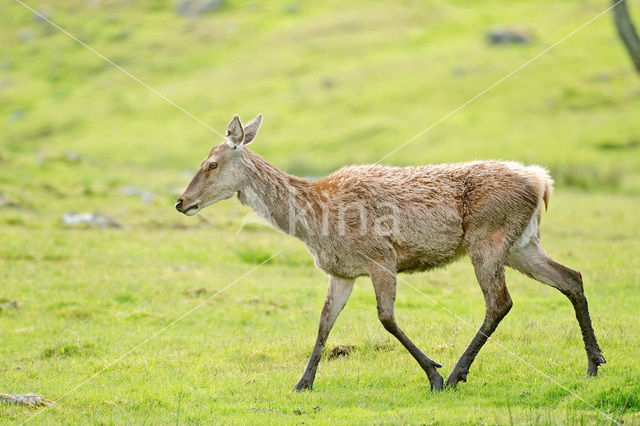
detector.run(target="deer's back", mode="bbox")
[310,161,544,276]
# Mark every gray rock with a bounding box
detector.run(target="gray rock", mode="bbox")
[7,109,25,123]
[320,77,335,89]
[0,393,52,407]
[85,0,101,9]
[487,27,531,45]
[451,66,466,78]
[33,9,52,24]
[0,78,11,92]
[16,28,35,43]
[120,185,153,203]
[62,212,121,228]
[284,3,300,14]
[175,0,224,17]
[64,151,82,163]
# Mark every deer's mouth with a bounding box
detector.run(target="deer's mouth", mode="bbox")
[176,199,201,216]
[183,203,201,216]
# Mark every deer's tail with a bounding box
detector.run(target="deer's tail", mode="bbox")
[525,165,554,211]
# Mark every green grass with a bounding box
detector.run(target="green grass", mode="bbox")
[1,0,640,423]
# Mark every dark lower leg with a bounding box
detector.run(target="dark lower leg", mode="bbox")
[444,306,509,387]
[564,288,606,375]
[445,262,512,388]
[294,276,354,391]
[508,242,606,376]
[294,329,329,390]
[370,263,443,390]
[533,255,605,375]
[380,317,444,389]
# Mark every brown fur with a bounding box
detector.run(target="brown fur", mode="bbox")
[176,115,605,391]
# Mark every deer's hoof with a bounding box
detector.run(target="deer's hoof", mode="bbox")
[293,380,313,392]
[430,373,444,391]
[586,353,606,377]
[586,365,599,377]
[444,369,468,388]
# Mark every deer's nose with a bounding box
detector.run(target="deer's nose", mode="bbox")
[175,198,184,211]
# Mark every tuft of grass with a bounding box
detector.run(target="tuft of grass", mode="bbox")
[113,293,136,304]
[592,379,640,413]
[42,343,95,359]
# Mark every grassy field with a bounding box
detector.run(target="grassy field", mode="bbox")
[1,0,640,423]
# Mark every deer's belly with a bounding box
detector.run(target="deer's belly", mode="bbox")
[308,247,369,278]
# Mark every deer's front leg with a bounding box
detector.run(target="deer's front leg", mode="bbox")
[293,275,355,391]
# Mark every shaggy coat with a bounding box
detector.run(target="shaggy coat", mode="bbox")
[177,114,605,391]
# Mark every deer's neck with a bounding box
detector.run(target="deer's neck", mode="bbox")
[238,150,322,241]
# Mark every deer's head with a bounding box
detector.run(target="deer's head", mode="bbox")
[175,114,263,215]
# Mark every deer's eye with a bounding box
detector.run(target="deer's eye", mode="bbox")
[209,162,218,170]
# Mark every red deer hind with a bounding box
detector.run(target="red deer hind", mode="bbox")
[176,114,605,391]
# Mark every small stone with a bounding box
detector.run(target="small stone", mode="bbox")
[85,0,101,9]
[320,77,335,89]
[175,0,224,17]
[64,151,82,163]
[284,3,300,14]
[0,77,11,92]
[451,66,466,78]
[61,212,121,228]
[175,0,191,15]
[119,186,153,203]
[198,0,224,14]
[7,109,25,124]
[33,8,52,24]
[16,28,35,44]
[486,27,531,45]
[0,392,52,407]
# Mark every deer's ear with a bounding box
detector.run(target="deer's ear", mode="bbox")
[242,114,263,145]
[226,114,244,146]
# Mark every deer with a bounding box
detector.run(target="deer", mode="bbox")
[175,114,606,391]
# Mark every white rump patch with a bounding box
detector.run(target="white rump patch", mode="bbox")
[512,206,540,252]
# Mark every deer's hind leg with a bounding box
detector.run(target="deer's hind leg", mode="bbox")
[507,239,606,376]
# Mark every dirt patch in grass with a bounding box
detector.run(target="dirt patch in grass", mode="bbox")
[326,341,395,359]
[327,344,358,360]
[182,287,209,297]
